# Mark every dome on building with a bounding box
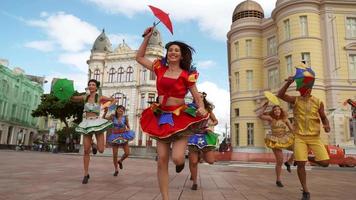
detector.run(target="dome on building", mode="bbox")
[91,29,113,53]
[232,0,264,22]
[148,27,163,48]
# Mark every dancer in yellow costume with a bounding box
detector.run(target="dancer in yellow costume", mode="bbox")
[258,102,294,187]
[277,63,330,200]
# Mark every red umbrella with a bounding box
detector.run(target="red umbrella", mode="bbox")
[148,5,173,35]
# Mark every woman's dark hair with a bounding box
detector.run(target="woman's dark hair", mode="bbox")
[88,79,100,88]
[115,105,126,118]
[200,92,214,113]
[165,41,195,71]
[269,105,286,120]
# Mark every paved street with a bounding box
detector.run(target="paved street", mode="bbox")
[0,150,355,200]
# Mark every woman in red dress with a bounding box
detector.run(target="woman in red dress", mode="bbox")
[136,27,208,200]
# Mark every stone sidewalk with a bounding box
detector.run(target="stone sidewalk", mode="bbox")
[0,150,355,200]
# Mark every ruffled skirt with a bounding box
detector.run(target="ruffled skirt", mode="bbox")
[75,117,113,135]
[265,132,294,149]
[140,103,209,142]
[188,131,219,152]
[107,129,135,145]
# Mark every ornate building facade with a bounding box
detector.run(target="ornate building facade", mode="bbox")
[87,29,164,146]
[0,61,44,146]
[227,0,356,152]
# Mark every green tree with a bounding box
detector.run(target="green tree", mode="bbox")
[31,93,84,127]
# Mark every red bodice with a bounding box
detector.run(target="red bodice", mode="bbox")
[153,59,198,105]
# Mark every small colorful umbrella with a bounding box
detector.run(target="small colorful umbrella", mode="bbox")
[264,91,280,105]
[51,78,74,102]
[143,5,173,36]
[294,63,315,90]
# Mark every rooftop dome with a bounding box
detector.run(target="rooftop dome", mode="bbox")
[232,0,264,22]
[148,27,163,48]
[91,29,112,53]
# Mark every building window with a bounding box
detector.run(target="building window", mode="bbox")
[114,92,127,107]
[268,68,279,89]
[142,69,147,82]
[126,67,134,82]
[246,39,252,57]
[267,36,277,56]
[247,123,254,145]
[89,69,92,79]
[11,104,17,118]
[235,123,239,146]
[117,67,124,82]
[246,70,253,90]
[2,102,7,116]
[140,93,145,109]
[234,41,239,59]
[108,68,115,83]
[235,72,240,91]
[94,69,100,81]
[148,93,156,103]
[349,55,356,79]
[284,19,291,40]
[0,100,3,117]
[14,85,19,98]
[300,16,308,36]
[301,52,311,67]
[346,17,356,38]
[286,55,293,76]
[149,71,156,80]
[235,108,240,117]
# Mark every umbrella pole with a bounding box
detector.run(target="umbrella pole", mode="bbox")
[154,20,161,27]
[142,21,162,37]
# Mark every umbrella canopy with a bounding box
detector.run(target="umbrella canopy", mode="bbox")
[51,79,74,102]
[148,5,173,35]
[264,91,280,105]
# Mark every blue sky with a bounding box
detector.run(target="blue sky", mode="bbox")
[0,0,276,132]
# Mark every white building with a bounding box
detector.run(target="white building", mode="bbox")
[87,29,164,146]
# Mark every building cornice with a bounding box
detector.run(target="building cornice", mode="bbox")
[278,36,322,49]
[321,0,356,6]
[345,42,356,50]
[272,0,321,20]
[230,57,263,65]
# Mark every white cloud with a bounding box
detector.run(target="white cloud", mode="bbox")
[26,12,100,52]
[25,12,142,53]
[196,60,216,69]
[58,51,91,73]
[197,81,230,135]
[88,0,277,40]
[24,40,55,52]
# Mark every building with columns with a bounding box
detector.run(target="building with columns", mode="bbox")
[0,60,44,147]
[227,0,356,152]
[87,29,164,146]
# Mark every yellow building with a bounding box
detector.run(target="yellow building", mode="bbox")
[227,0,356,153]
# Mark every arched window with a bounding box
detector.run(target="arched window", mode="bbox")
[94,69,100,81]
[117,67,124,82]
[108,68,115,83]
[113,92,127,107]
[126,67,133,82]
